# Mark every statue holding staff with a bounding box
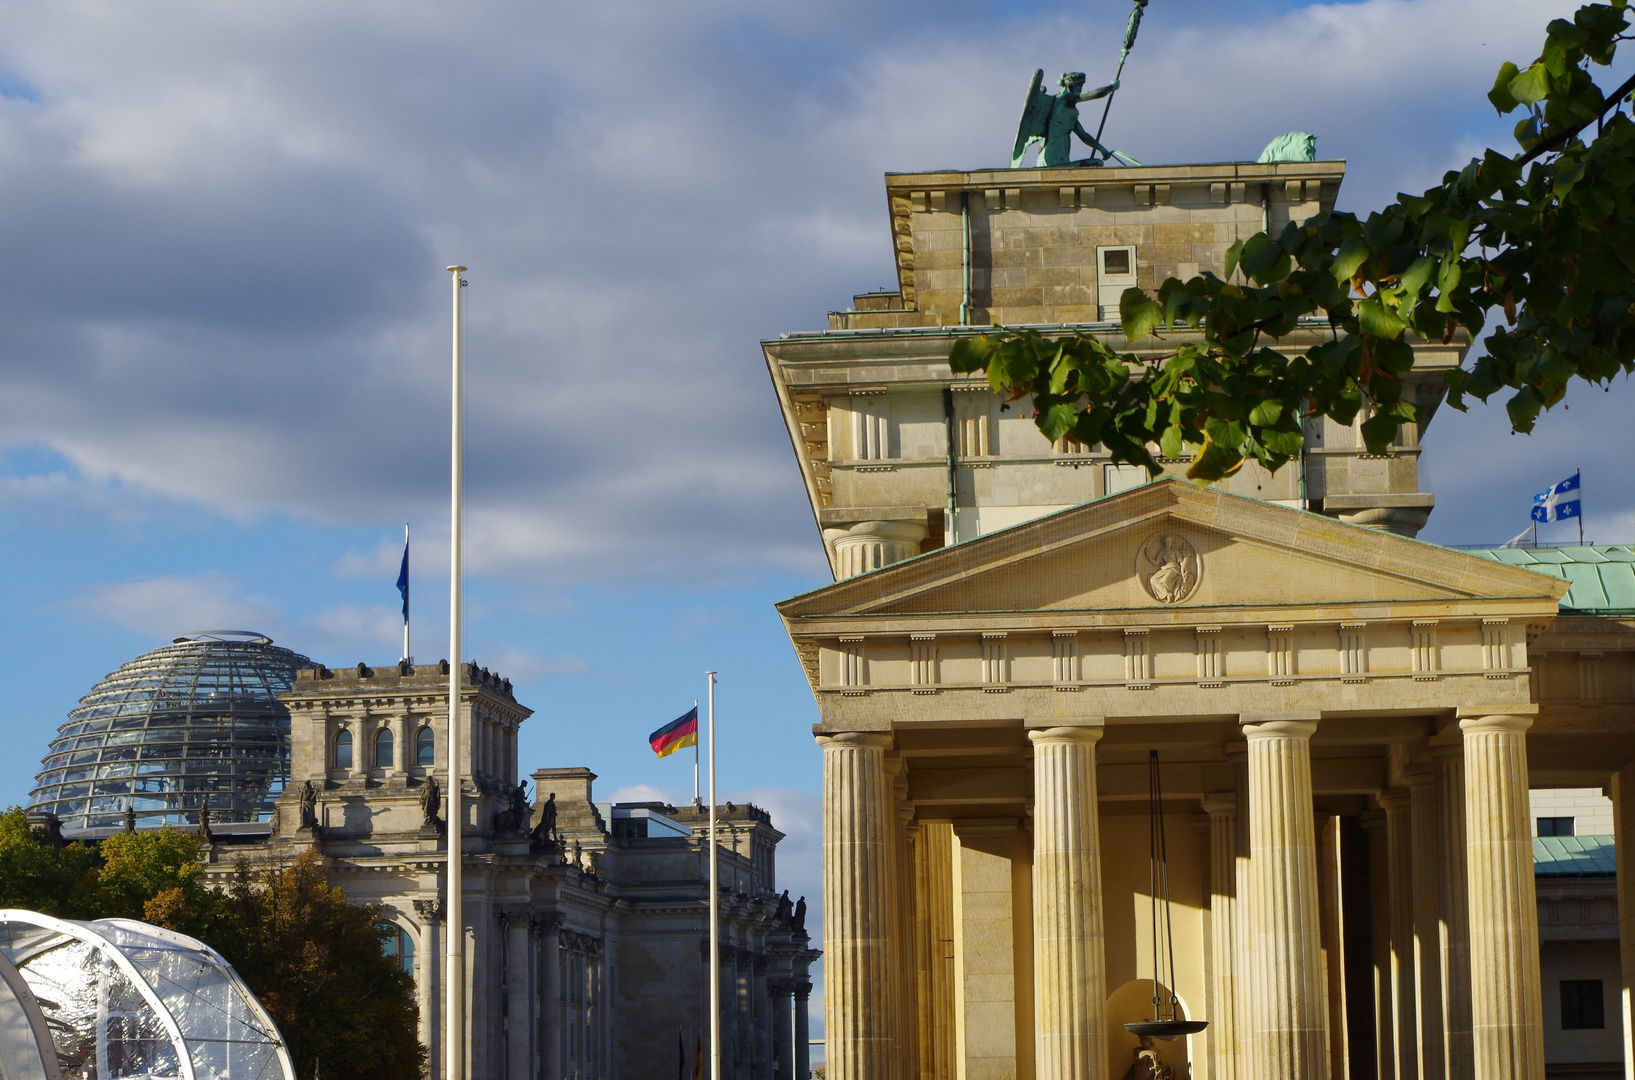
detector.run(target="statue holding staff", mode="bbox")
[1010,0,1150,168]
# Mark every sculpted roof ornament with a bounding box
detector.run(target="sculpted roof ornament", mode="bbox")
[1137,532,1200,604]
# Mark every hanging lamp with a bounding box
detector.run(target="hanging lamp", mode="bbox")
[1123,750,1209,1041]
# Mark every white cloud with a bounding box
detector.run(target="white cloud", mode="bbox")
[0,0,1612,575]
[63,571,278,638]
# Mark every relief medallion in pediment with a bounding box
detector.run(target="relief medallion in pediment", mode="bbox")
[1136,532,1200,604]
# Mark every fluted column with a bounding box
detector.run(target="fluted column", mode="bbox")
[1433,746,1472,1080]
[1203,793,1241,1080]
[1241,716,1328,1080]
[1029,726,1108,1080]
[1407,772,1445,1080]
[819,731,897,1080]
[1378,789,1417,1080]
[898,804,921,1080]
[1314,812,1346,1079]
[1459,713,1544,1079]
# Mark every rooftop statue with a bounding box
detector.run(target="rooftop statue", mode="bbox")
[1011,72,1130,167]
[1257,131,1317,163]
[1010,0,1149,168]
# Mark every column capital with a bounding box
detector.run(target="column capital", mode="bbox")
[815,731,893,751]
[1402,768,1437,789]
[1359,808,1386,831]
[1027,725,1105,746]
[1458,713,1533,736]
[1240,713,1319,740]
[1200,791,1236,817]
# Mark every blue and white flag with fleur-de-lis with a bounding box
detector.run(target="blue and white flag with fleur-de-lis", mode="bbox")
[1531,472,1582,523]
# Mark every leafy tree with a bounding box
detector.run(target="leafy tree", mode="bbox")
[0,808,100,918]
[202,852,425,1080]
[0,810,423,1080]
[96,825,215,923]
[950,1,1635,482]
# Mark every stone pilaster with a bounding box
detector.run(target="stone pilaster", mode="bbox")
[897,795,920,1080]
[1407,772,1445,1080]
[1378,788,1418,1080]
[772,979,794,1080]
[915,822,956,1080]
[1611,762,1635,1080]
[1241,716,1329,1080]
[499,905,534,1080]
[1029,726,1108,1080]
[819,731,897,1080]
[1202,793,1241,1080]
[1433,748,1472,1080]
[1459,713,1544,1079]
[795,982,813,1080]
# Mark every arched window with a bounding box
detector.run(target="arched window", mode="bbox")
[415,726,435,767]
[380,923,414,976]
[375,727,394,769]
[333,729,353,769]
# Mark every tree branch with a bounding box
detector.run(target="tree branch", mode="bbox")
[1516,69,1635,166]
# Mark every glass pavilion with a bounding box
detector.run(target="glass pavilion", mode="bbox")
[0,910,294,1080]
[28,632,313,832]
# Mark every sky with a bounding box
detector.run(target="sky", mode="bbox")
[0,0,1628,1037]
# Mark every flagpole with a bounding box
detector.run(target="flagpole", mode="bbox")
[1577,468,1584,545]
[706,671,720,1080]
[445,265,467,1080]
[693,699,701,807]
[403,523,412,663]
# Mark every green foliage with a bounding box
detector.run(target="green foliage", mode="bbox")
[207,853,424,1080]
[0,808,100,918]
[0,811,423,1080]
[96,826,211,921]
[949,2,1635,481]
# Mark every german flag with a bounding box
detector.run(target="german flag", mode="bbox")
[649,707,698,758]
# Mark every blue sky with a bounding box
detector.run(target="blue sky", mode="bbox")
[0,0,1628,1031]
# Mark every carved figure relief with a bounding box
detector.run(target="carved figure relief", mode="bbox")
[1137,532,1200,604]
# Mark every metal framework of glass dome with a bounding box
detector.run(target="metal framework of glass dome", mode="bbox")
[28,632,313,832]
[0,909,295,1080]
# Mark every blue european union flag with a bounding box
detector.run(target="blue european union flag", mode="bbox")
[1531,473,1581,523]
[396,538,409,623]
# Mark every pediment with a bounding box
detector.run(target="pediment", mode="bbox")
[778,480,1568,620]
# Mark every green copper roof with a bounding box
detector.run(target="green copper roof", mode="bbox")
[1534,834,1616,876]
[1463,545,1635,615]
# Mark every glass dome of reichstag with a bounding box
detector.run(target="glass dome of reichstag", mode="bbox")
[28,632,313,832]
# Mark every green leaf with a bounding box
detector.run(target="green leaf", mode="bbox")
[1489,61,1521,112]
[949,335,994,373]
[1158,422,1184,461]
[1224,239,1245,281]
[1509,62,1551,106]
[1359,412,1399,453]
[1357,296,1407,339]
[1248,398,1284,427]
[1039,402,1080,441]
[1399,256,1436,297]
[1331,237,1371,282]
[1120,288,1165,341]
[1261,428,1305,456]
